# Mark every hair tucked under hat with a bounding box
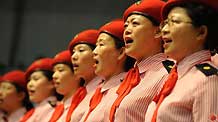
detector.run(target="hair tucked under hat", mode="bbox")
[123,0,166,25]
[68,29,99,53]
[25,58,53,80]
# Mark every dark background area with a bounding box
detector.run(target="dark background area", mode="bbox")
[0,0,137,75]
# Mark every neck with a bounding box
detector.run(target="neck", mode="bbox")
[6,103,23,115]
[83,72,96,86]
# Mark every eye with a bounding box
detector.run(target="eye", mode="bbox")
[99,42,104,46]
[132,21,139,26]
[171,19,181,24]
[124,23,128,28]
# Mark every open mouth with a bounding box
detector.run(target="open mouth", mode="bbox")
[28,90,35,95]
[95,59,99,65]
[165,39,172,43]
[125,40,133,44]
[73,63,79,70]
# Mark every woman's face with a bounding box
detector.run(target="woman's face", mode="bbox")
[123,14,159,61]
[53,63,79,96]
[0,82,24,111]
[93,33,123,79]
[71,44,96,79]
[27,71,54,103]
[161,7,205,62]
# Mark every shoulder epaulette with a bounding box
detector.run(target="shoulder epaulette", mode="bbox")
[162,60,175,73]
[195,63,217,76]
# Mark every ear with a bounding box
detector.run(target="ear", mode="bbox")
[118,47,126,61]
[196,25,208,41]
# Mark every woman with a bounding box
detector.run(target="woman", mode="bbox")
[80,19,135,122]
[68,29,102,122]
[0,70,32,122]
[50,50,85,122]
[21,58,58,122]
[145,0,218,121]
[108,0,172,122]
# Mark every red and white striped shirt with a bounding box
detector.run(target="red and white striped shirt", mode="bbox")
[8,107,26,122]
[80,72,126,122]
[212,53,218,67]
[70,76,102,122]
[146,50,218,122]
[108,53,169,122]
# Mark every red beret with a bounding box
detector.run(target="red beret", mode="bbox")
[123,0,166,23]
[2,70,26,88]
[162,0,218,19]
[68,29,99,53]
[25,58,53,79]
[99,19,124,41]
[53,50,72,65]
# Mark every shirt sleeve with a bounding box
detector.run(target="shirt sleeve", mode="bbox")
[193,75,218,122]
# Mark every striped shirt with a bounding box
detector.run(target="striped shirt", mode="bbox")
[8,107,26,122]
[70,76,102,122]
[109,53,169,122]
[80,72,126,122]
[26,96,57,122]
[146,50,218,122]
[212,53,218,67]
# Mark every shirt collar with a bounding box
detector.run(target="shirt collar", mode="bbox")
[137,53,167,74]
[101,72,127,93]
[177,50,211,78]
[86,76,103,93]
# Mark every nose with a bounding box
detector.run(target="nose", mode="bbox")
[71,53,78,62]
[27,81,33,89]
[93,48,98,57]
[52,72,58,81]
[161,24,170,36]
[124,28,132,36]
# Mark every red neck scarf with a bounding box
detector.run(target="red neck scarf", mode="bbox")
[151,66,178,122]
[65,87,87,122]
[110,66,140,122]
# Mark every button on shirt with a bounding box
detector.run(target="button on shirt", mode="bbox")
[80,72,126,122]
[8,107,26,122]
[111,53,169,122]
[70,76,102,122]
[154,50,218,122]
[26,96,57,122]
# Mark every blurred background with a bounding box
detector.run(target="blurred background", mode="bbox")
[0,0,137,75]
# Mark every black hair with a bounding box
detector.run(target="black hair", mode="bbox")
[101,32,136,71]
[169,2,218,55]
[72,42,96,51]
[127,12,160,26]
[11,82,33,111]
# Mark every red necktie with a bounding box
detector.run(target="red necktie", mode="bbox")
[84,86,103,121]
[151,66,178,122]
[49,103,64,122]
[110,66,140,122]
[66,87,87,122]
[20,108,35,122]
